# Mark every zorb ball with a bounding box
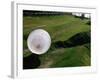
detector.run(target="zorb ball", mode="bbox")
[27,29,51,55]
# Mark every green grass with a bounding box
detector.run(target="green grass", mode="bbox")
[50,46,90,67]
[23,14,90,68]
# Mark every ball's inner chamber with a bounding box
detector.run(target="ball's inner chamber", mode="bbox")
[31,35,46,52]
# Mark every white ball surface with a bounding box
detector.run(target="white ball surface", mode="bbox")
[27,29,51,55]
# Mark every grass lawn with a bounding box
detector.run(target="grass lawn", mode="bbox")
[23,14,91,68]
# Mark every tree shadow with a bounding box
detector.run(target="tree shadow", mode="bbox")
[53,31,90,48]
[23,53,40,69]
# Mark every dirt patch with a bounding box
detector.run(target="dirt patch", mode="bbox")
[39,60,53,68]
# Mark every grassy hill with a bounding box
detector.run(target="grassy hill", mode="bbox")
[23,13,91,69]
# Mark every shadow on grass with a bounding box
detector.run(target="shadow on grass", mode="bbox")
[23,53,40,69]
[53,31,90,48]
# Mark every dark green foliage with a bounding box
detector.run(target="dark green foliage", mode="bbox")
[86,20,91,25]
